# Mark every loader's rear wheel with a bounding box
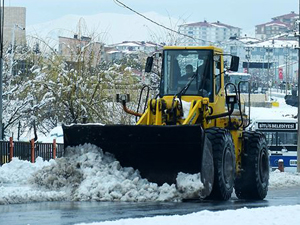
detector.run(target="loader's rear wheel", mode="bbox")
[234,131,269,200]
[205,128,235,201]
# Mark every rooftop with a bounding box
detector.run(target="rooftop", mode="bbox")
[249,39,298,48]
[256,20,290,28]
[180,20,240,29]
[211,21,240,29]
[180,20,212,27]
[112,41,161,47]
[272,11,299,20]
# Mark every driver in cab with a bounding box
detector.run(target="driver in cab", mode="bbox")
[177,64,197,93]
[178,64,210,96]
[179,64,194,81]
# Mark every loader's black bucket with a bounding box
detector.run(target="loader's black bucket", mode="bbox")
[63,124,213,192]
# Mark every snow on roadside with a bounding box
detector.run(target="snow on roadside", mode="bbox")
[249,97,297,121]
[0,186,67,205]
[74,205,300,225]
[176,172,203,199]
[0,141,300,205]
[0,157,66,204]
[269,169,300,188]
[0,144,204,204]
[0,157,55,185]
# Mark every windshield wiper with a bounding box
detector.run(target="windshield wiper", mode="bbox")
[176,72,198,97]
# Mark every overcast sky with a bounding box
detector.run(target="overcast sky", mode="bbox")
[7,0,300,33]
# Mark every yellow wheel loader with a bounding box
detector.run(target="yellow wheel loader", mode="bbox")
[63,46,269,200]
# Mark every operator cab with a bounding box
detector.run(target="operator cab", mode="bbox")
[160,49,213,99]
[145,46,239,104]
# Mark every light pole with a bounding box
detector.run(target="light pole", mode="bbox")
[0,54,2,140]
[263,46,273,99]
[284,46,290,95]
[245,46,253,74]
[261,55,265,89]
[10,24,25,76]
[268,48,273,98]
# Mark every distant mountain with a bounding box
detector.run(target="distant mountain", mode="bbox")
[27,12,180,45]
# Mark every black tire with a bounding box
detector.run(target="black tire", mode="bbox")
[234,131,269,200]
[205,128,235,200]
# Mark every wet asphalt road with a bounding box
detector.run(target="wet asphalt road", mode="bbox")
[0,186,300,225]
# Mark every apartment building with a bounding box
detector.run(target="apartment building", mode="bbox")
[105,41,162,62]
[58,35,104,67]
[224,36,299,90]
[178,20,241,46]
[255,11,298,40]
[112,41,160,53]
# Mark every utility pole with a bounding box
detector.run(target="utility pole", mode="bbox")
[0,55,2,140]
[274,54,277,91]
[245,46,252,74]
[262,55,265,88]
[0,2,4,140]
[267,48,271,98]
[297,0,300,173]
[285,46,290,95]
[265,47,273,99]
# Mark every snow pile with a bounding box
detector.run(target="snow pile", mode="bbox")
[0,157,66,204]
[75,205,300,225]
[34,144,203,202]
[0,157,55,185]
[176,172,203,199]
[269,169,300,188]
[0,144,204,204]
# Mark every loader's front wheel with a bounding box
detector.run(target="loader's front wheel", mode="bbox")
[234,131,269,200]
[205,128,235,201]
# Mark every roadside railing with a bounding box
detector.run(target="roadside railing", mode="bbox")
[0,138,64,166]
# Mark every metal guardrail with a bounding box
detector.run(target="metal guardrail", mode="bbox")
[0,139,64,166]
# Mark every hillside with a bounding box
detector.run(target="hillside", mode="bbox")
[27,12,180,45]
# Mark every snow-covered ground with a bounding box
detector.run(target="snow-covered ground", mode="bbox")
[74,205,300,225]
[1,92,300,224]
[250,93,297,121]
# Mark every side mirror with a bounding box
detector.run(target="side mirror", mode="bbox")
[229,56,239,72]
[145,56,153,73]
